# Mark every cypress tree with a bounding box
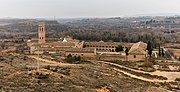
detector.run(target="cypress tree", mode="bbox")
[162,48,165,57]
[158,45,161,57]
[147,41,153,57]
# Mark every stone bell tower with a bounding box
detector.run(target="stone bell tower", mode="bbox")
[38,22,45,44]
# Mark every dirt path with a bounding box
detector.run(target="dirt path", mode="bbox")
[4,55,84,79]
[27,55,83,66]
[97,61,150,74]
[151,71,180,80]
[95,60,176,82]
[113,68,172,83]
[27,57,179,81]
[29,56,173,83]
[103,61,180,81]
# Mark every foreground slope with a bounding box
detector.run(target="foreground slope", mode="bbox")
[0,53,169,92]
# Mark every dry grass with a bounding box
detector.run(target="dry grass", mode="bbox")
[0,53,171,92]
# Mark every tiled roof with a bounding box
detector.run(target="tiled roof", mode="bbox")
[128,41,147,54]
[31,42,75,47]
[43,42,75,47]
[84,42,132,47]
[66,48,95,53]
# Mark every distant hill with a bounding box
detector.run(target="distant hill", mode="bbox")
[0,19,68,32]
[0,19,36,25]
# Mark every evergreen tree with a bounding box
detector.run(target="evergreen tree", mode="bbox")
[125,47,129,61]
[158,45,161,57]
[67,54,72,58]
[115,45,124,52]
[162,48,165,57]
[147,41,153,57]
[125,47,129,56]
[77,56,81,61]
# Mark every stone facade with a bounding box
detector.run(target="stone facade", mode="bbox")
[38,23,45,44]
[84,42,131,52]
[65,48,96,60]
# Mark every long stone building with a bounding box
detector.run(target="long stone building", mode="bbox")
[84,41,131,52]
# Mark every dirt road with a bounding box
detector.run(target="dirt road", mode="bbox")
[95,60,178,83]
[27,55,83,66]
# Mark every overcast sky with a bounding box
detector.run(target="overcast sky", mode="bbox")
[0,0,180,18]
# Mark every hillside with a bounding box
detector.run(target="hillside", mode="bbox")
[0,53,170,92]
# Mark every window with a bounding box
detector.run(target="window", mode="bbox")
[81,54,84,56]
[134,55,136,58]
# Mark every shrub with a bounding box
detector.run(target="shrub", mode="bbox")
[66,55,82,63]
[141,61,153,67]
[44,65,50,70]
[76,56,81,61]
[28,73,32,76]
[67,54,72,58]
[52,68,58,72]
[115,45,124,52]
[175,78,180,81]
[66,57,76,63]
[36,72,40,75]
[0,56,5,61]
[37,73,49,79]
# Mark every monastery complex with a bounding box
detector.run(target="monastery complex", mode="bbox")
[27,23,148,61]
